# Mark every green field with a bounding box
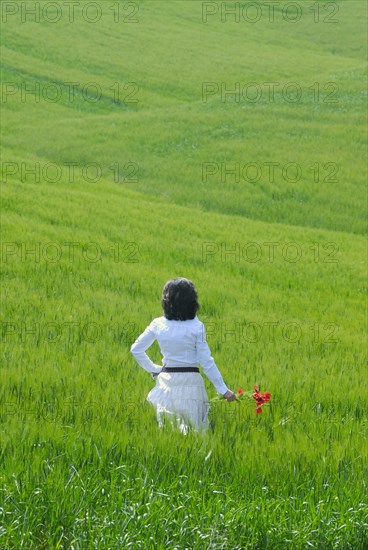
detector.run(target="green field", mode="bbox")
[1,0,367,548]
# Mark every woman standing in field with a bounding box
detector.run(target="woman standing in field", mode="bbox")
[131,277,236,433]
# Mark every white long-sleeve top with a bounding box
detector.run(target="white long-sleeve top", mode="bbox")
[130,315,229,395]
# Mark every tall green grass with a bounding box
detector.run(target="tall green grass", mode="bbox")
[1,0,367,548]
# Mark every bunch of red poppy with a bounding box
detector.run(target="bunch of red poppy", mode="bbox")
[236,385,271,414]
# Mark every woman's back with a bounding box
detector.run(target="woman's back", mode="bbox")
[148,315,204,367]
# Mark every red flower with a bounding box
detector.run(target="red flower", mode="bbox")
[252,386,271,413]
[261,392,271,402]
[252,389,263,404]
[216,383,271,414]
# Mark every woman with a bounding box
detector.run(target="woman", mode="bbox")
[131,277,236,432]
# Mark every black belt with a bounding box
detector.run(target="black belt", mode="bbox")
[161,367,199,373]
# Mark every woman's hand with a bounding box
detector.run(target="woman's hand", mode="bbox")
[223,390,236,402]
[151,368,162,379]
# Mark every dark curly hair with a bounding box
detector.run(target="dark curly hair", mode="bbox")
[162,278,200,321]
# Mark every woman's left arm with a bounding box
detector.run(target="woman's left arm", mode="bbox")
[130,323,163,375]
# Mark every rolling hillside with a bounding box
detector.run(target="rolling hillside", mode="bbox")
[1,1,367,548]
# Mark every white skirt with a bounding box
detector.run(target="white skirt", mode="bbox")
[147,371,210,433]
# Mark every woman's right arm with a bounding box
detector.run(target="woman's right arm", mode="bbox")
[196,324,235,400]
